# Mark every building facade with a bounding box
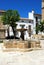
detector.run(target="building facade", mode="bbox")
[16,10,41,40]
[42,0,44,21]
[0,10,6,39]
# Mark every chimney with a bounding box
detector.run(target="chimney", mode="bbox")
[32,10,34,14]
[28,10,34,20]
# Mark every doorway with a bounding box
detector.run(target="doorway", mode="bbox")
[28,25,31,37]
[20,25,25,40]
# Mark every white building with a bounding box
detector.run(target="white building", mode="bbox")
[0,10,41,40]
[16,10,41,40]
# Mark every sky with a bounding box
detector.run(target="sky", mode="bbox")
[0,0,42,18]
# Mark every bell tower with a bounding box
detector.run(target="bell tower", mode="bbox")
[42,0,44,21]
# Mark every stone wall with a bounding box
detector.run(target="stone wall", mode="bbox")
[3,40,28,49]
[0,30,5,39]
[0,21,6,39]
[3,39,41,49]
[42,8,44,21]
[40,40,44,48]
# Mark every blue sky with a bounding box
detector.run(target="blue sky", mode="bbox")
[0,0,41,18]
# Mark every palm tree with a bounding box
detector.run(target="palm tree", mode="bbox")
[2,10,20,38]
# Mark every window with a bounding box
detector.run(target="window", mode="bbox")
[36,17,38,23]
[28,25,31,36]
[29,21,33,24]
[20,25,25,28]
[21,20,24,22]
[29,21,31,23]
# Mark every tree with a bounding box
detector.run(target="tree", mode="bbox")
[2,10,20,38]
[39,21,44,32]
[36,20,44,34]
[36,24,40,34]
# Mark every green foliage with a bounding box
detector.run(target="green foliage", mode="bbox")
[2,10,20,38]
[0,40,3,43]
[36,20,44,33]
[2,10,20,27]
[36,24,40,33]
[39,21,44,32]
[2,10,12,24]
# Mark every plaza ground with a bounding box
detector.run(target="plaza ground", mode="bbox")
[0,49,44,65]
[0,43,44,65]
